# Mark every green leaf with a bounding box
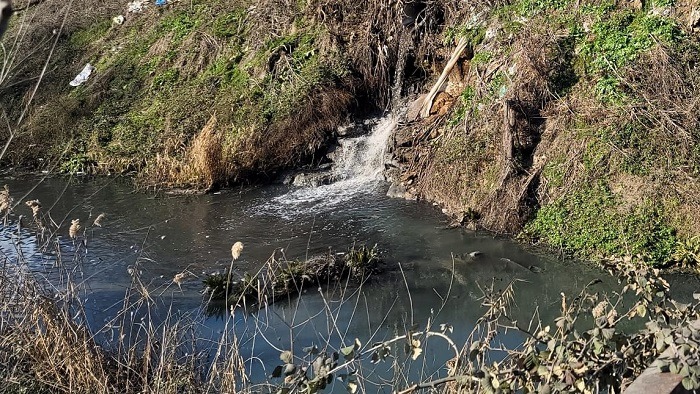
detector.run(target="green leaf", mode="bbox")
[602,328,615,340]
[682,377,694,390]
[636,304,647,318]
[341,346,355,357]
[670,363,679,375]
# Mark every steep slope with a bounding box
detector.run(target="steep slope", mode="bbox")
[1,0,700,264]
[392,0,700,264]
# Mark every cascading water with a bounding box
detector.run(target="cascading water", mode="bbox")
[266,116,397,215]
[266,31,412,216]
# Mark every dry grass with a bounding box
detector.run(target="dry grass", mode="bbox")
[0,251,248,394]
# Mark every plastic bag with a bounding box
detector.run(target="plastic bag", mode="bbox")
[69,63,95,87]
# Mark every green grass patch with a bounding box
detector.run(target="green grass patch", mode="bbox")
[578,10,683,102]
[70,19,112,47]
[525,181,677,263]
[158,11,200,42]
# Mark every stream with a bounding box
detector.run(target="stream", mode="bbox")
[3,116,690,391]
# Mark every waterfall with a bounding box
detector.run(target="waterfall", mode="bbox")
[330,116,396,183]
[267,116,397,215]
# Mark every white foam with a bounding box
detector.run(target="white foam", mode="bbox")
[265,116,396,216]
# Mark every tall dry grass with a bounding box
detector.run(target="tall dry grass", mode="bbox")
[0,256,249,393]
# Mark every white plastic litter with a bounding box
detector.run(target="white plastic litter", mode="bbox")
[69,63,95,87]
[127,0,146,13]
[112,15,125,25]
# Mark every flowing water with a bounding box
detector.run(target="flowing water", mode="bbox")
[4,117,696,390]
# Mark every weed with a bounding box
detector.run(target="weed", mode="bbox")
[59,152,96,174]
[526,181,677,263]
[212,8,248,38]
[449,85,476,126]
[70,19,111,47]
[158,11,199,42]
[578,10,683,102]
[672,236,700,268]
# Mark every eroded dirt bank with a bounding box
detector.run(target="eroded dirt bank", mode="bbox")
[1,0,700,263]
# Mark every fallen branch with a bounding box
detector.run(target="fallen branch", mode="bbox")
[420,36,468,118]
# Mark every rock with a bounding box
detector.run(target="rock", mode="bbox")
[528,265,545,273]
[292,171,336,187]
[430,92,454,116]
[386,182,408,199]
[406,94,427,122]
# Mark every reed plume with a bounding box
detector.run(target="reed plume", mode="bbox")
[69,219,81,239]
[25,199,41,218]
[0,185,12,214]
[231,241,244,261]
[173,271,188,290]
[93,213,105,227]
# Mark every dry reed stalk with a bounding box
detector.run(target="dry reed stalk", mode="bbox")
[182,115,230,189]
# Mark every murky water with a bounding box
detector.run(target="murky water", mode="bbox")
[5,118,691,391]
[0,173,624,385]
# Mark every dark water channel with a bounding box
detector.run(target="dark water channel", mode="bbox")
[0,175,642,389]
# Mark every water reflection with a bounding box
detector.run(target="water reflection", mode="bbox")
[0,175,625,389]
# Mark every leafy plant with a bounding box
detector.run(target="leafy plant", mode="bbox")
[525,182,677,263]
[578,10,683,102]
[672,236,700,268]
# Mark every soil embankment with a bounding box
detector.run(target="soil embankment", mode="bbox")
[1,0,700,263]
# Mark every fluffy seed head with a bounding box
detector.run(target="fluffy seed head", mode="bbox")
[0,185,12,213]
[231,241,244,261]
[592,301,607,318]
[25,200,41,217]
[69,219,81,239]
[173,272,187,285]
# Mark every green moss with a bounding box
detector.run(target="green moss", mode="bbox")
[444,25,485,48]
[526,181,677,263]
[70,19,111,47]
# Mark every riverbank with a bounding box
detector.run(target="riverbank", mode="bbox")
[1,0,700,265]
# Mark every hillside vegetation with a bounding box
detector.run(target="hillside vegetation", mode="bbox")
[1,0,700,264]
